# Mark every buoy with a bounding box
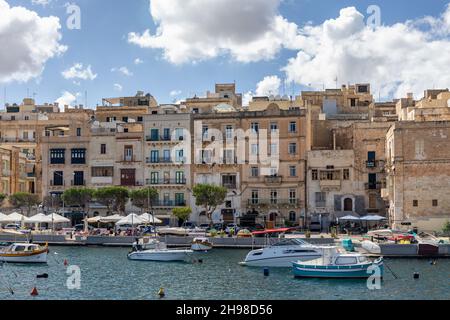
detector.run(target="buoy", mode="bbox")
[37,273,49,279]
[413,272,420,279]
[30,287,39,296]
[263,268,270,277]
[158,287,165,299]
[198,259,203,264]
[64,259,68,266]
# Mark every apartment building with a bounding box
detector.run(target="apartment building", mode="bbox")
[143,106,192,221]
[0,146,30,196]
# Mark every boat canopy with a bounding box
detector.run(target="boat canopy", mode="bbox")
[252,228,294,235]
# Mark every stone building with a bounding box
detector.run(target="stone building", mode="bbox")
[143,106,192,224]
[185,83,243,114]
[0,146,29,197]
[384,121,450,232]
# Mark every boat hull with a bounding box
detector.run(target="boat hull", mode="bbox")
[0,251,48,264]
[293,262,384,279]
[241,254,322,268]
[191,243,212,252]
[127,250,193,262]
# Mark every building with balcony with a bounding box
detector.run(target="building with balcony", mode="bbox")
[143,108,192,220]
[0,146,34,197]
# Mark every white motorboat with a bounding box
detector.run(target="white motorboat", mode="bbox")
[0,243,48,264]
[191,237,213,252]
[131,237,160,251]
[361,240,382,254]
[128,241,193,262]
[240,238,323,268]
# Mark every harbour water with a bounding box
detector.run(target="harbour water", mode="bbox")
[0,247,449,300]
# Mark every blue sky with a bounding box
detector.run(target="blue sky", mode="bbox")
[1,0,450,108]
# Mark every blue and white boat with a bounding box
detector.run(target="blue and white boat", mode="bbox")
[292,247,384,279]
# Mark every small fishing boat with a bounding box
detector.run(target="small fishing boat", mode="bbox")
[0,243,49,264]
[131,237,160,251]
[128,241,193,262]
[293,247,383,279]
[191,237,213,252]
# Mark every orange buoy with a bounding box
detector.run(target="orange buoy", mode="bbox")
[30,287,39,296]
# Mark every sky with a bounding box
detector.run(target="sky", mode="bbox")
[1,0,450,110]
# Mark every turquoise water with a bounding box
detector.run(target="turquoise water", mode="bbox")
[0,247,449,300]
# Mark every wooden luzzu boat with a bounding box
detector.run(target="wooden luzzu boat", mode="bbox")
[0,243,49,264]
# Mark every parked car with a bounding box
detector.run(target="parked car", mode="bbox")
[183,222,197,229]
[3,224,21,231]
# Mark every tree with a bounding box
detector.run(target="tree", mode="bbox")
[94,187,129,215]
[63,188,95,217]
[0,193,6,207]
[193,184,227,224]
[173,207,192,226]
[9,192,40,216]
[130,187,159,213]
[443,221,450,235]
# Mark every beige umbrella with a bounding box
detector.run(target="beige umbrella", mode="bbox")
[99,214,123,223]
[27,213,52,224]
[47,213,70,224]
[140,213,162,224]
[87,216,103,223]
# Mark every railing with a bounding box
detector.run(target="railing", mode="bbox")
[50,180,65,187]
[264,176,283,184]
[247,199,302,207]
[50,159,65,165]
[146,157,186,164]
[71,180,86,186]
[152,200,187,207]
[222,183,237,189]
[146,179,187,186]
[122,155,136,162]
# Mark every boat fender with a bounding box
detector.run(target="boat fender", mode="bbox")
[413,272,420,279]
[158,287,165,299]
[30,287,39,296]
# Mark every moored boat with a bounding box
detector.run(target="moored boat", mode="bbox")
[191,237,213,252]
[0,243,49,264]
[293,247,384,279]
[128,241,193,262]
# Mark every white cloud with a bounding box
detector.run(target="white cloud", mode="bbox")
[170,90,182,97]
[255,76,281,96]
[31,0,51,6]
[282,6,450,99]
[128,0,301,64]
[0,0,66,83]
[134,58,144,65]
[114,83,123,92]
[62,63,97,81]
[111,66,133,76]
[56,91,79,110]
[242,75,282,106]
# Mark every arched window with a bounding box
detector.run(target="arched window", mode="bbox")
[344,198,353,212]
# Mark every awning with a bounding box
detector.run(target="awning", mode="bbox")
[252,228,294,235]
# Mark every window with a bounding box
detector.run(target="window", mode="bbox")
[50,149,65,165]
[175,193,185,206]
[73,171,84,186]
[222,175,237,189]
[150,129,159,141]
[289,166,297,177]
[289,211,296,222]
[137,117,143,122]
[76,128,81,137]
[251,190,259,204]
[175,128,184,141]
[289,122,297,133]
[176,171,185,184]
[122,117,129,123]
[71,149,86,164]
[150,150,159,163]
[23,132,29,140]
[432,200,438,207]
[368,173,377,189]
[413,200,418,207]
[100,144,106,155]
[202,126,209,139]
[251,144,259,156]
[163,128,171,140]
[315,192,326,207]
[312,170,318,181]
[223,149,234,164]
[270,190,278,204]
[150,172,159,184]
[175,149,184,163]
[289,190,297,204]
[92,167,113,177]
[270,143,278,156]
[343,169,350,180]
[251,123,259,134]
[163,150,171,162]
[367,151,376,167]
[350,98,357,107]
[288,143,297,155]
[53,171,64,186]
[251,167,259,177]
[270,122,278,132]
[124,146,133,162]
[269,167,278,177]
[336,257,358,265]
[225,126,233,140]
